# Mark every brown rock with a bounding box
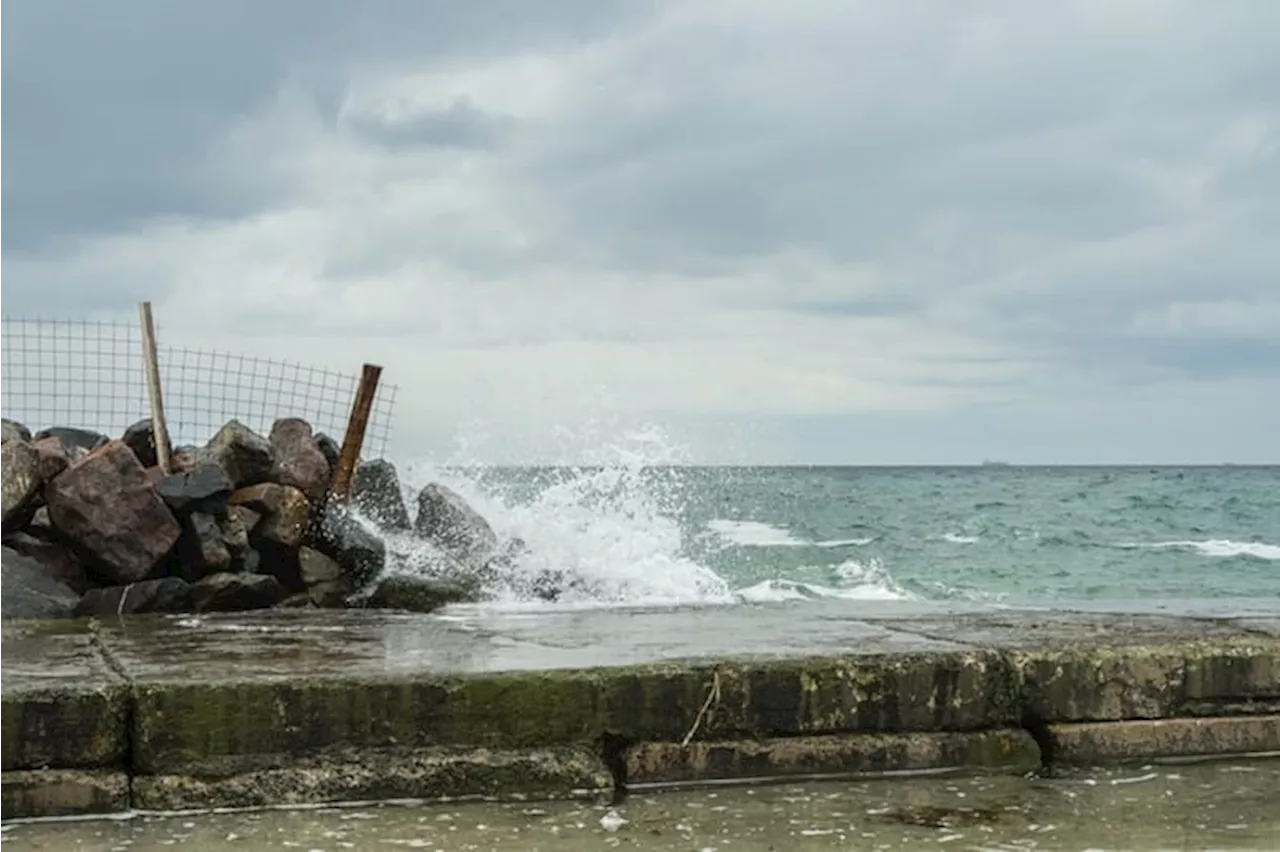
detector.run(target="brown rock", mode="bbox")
[1,439,41,533]
[269,418,330,504]
[2,418,31,444]
[30,437,71,483]
[230,483,310,548]
[44,441,181,584]
[230,505,263,536]
[191,572,288,612]
[122,419,170,469]
[32,427,109,462]
[3,531,89,594]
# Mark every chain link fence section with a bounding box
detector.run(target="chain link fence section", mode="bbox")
[1,316,397,458]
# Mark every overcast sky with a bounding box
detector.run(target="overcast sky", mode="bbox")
[3,0,1278,464]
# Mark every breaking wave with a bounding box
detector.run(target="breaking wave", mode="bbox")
[708,519,875,549]
[1138,539,1280,560]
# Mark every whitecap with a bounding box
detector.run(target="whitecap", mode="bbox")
[1141,540,1280,560]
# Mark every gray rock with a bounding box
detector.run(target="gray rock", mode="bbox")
[298,546,343,585]
[365,574,481,613]
[176,511,233,580]
[219,510,251,563]
[1,439,41,533]
[2,418,31,444]
[352,459,411,531]
[1,546,79,621]
[414,484,498,567]
[202,420,274,489]
[156,463,233,516]
[192,572,288,612]
[317,503,385,586]
[307,579,352,608]
[3,531,89,594]
[74,577,194,617]
[314,433,341,474]
[32,427,109,461]
[30,436,72,483]
[122,419,169,469]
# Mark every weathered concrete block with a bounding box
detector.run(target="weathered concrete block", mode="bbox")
[0,623,128,771]
[1,769,130,819]
[131,746,612,811]
[1047,715,1280,764]
[626,729,1041,786]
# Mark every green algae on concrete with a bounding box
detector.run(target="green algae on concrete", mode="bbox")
[1047,715,1280,764]
[625,729,1041,786]
[132,746,613,812]
[0,620,128,772]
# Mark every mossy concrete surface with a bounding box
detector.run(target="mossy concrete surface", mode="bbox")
[626,729,1041,786]
[1,770,130,819]
[1047,715,1280,764]
[2,604,1278,819]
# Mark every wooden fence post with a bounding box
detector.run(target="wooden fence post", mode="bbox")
[137,301,172,474]
[330,363,383,504]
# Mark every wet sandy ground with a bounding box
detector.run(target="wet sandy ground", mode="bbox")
[5,759,1278,851]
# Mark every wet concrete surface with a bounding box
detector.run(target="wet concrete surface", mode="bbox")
[5,758,1279,851]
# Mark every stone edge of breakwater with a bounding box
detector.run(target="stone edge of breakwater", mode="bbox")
[2,611,1278,820]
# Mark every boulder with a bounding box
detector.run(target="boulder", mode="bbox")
[299,546,351,608]
[269,418,330,503]
[3,531,89,594]
[414,483,498,567]
[314,432,341,474]
[230,483,310,548]
[2,418,31,444]
[365,574,481,613]
[192,572,288,612]
[30,436,71,483]
[352,459,412,531]
[317,503,385,586]
[26,506,56,539]
[219,510,251,564]
[32,427,109,462]
[202,420,274,489]
[176,511,233,580]
[277,592,316,609]
[44,441,182,585]
[253,541,302,590]
[1,439,41,533]
[1,546,79,621]
[230,505,263,536]
[122,419,170,469]
[75,578,193,617]
[156,463,233,516]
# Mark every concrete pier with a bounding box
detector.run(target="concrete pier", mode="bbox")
[3,600,1278,819]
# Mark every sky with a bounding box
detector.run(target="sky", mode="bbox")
[3,0,1278,465]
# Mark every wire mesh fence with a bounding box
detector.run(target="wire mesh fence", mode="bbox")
[0,316,397,458]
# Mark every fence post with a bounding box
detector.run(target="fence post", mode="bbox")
[137,301,172,474]
[329,363,383,504]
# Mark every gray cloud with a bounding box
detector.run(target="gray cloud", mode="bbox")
[3,0,1278,462]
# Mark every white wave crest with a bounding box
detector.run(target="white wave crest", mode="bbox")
[942,533,980,544]
[1144,539,1280,560]
[708,519,874,548]
[736,558,912,602]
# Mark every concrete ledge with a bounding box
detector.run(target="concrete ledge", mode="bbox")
[131,747,613,812]
[626,729,1041,786]
[1,770,130,820]
[1048,715,1280,764]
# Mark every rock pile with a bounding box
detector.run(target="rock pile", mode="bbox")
[1,416,515,621]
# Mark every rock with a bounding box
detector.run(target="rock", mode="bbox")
[219,511,251,562]
[414,483,498,567]
[230,505,263,536]
[308,579,352,608]
[176,511,232,580]
[3,531,89,594]
[317,503,385,586]
[27,506,56,539]
[277,592,316,609]
[191,572,287,612]
[365,574,481,613]
[269,418,330,504]
[74,578,193,616]
[155,463,233,516]
[44,441,182,585]
[298,546,343,585]
[32,427,110,462]
[1,439,41,533]
[314,433,341,474]
[2,418,31,444]
[30,437,71,483]
[1,546,79,620]
[122,419,170,469]
[203,420,274,489]
[352,460,412,531]
[230,483,310,548]
[253,541,302,590]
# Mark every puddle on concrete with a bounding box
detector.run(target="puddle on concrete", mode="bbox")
[4,759,1278,851]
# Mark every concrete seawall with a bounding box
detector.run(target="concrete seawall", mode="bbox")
[3,602,1278,820]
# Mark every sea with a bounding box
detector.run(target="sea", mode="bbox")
[389,460,1280,609]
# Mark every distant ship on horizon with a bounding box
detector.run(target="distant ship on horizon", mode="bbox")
[981,459,1011,467]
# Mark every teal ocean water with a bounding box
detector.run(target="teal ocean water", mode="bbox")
[393,463,1280,607]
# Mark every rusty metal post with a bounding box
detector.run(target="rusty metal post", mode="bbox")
[330,363,383,504]
[137,301,172,474]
